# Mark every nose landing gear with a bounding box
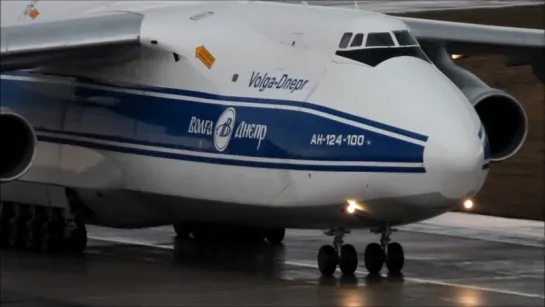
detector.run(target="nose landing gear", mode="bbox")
[364,225,405,274]
[318,228,358,276]
[317,225,405,276]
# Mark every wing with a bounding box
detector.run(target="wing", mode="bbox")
[399,17,545,82]
[0,11,144,72]
[400,17,545,55]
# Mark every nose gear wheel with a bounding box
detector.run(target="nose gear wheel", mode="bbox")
[316,225,406,276]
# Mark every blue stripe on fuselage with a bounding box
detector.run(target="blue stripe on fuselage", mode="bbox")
[1,72,428,172]
[36,134,426,173]
[5,70,429,142]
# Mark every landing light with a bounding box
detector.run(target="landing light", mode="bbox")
[346,200,363,214]
[451,54,466,60]
[463,199,474,210]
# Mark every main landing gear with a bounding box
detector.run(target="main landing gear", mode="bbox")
[317,225,404,276]
[0,201,87,253]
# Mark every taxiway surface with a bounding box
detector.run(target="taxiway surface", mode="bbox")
[2,213,544,306]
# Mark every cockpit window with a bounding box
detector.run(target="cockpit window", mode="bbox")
[366,32,395,47]
[339,32,353,48]
[393,30,418,46]
[336,47,431,67]
[335,30,430,66]
[350,33,364,47]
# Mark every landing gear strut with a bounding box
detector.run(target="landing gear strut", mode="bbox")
[317,228,358,276]
[364,225,404,274]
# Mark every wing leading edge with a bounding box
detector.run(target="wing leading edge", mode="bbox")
[1,4,543,72]
[0,11,144,72]
[400,17,545,55]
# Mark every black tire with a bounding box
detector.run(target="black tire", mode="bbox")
[318,245,338,276]
[8,216,28,249]
[41,220,64,252]
[339,244,358,275]
[385,242,404,274]
[66,222,87,253]
[0,203,14,247]
[265,228,285,245]
[364,242,384,274]
[25,217,44,251]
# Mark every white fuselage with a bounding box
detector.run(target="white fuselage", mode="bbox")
[0,1,488,229]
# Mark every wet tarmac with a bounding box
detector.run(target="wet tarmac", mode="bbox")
[2,220,544,307]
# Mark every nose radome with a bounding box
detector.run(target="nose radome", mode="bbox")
[424,130,484,199]
[372,57,485,199]
[429,134,482,172]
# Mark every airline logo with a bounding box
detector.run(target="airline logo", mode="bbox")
[248,71,309,93]
[188,107,268,152]
[214,108,236,152]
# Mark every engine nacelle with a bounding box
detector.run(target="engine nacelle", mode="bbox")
[531,51,544,84]
[420,42,529,163]
[0,108,37,183]
[462,87,528,162]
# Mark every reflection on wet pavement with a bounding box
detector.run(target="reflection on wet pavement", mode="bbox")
[2,228,544,307]
[172,237,287,277]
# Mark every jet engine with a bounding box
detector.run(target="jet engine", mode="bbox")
[531,52,544,84]
[462,87,527,162]
[0,109,37,182]
[421,43,528,163]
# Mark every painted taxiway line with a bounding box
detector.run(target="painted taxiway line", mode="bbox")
[88,235,545,300]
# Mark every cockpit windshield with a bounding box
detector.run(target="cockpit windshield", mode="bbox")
[335,30,431,66]
[393,30,418,46]
[350,33,364,47]
[366,32,395,47]
[338,32,353,49]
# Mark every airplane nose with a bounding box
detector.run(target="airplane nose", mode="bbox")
[424,131,484,199]
[355,56,487,200]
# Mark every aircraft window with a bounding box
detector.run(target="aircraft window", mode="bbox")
[339,32,353,48]
[335,46,431,67]
[394,30,418,46]
[366,32,395,47]
[350,33,364,47]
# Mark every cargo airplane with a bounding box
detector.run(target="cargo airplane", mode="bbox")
[1,0,543,276]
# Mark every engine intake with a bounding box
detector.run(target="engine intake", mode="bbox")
[531,52,544,84]
[464,88,528,162]
[0,109,37,182]
[420,42,529,163]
